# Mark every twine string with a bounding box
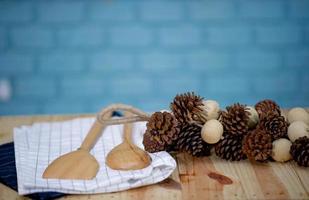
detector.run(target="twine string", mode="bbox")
[96,104,151,126]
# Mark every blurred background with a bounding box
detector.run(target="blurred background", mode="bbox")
[0,0,308,115]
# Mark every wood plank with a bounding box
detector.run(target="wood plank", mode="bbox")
[232,161,265,199]
[252,162,290,199]
[0,111,309,200]
[210,156,248,200]
[0,184,27,200]
[271,162,308,199]
[290,162,309,195]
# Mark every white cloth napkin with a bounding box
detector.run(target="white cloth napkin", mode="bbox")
[14,117,176,195]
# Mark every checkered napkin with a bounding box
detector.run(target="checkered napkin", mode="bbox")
[14,117,176,195]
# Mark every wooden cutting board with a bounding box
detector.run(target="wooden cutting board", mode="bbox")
[0,111,308,200]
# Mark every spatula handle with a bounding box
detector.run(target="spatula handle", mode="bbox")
[80,113,111,151]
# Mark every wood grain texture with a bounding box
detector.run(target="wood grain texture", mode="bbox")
[0,110,308,200]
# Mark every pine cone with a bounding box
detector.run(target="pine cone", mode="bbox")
[242,129,272,162]
[143,112,180,153]
[170,92,207,125]
[220,103,250,137]
[215,134,247,161]
[255,99,281,118]
[143,133,165,152]
[258,111,288,141]
[290,136,309,167]
[176,124,211,157]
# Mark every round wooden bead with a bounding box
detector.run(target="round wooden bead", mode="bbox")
[201,119,223,144]
[287,107,309,124]
[202,100,220,120]
[246,106,259,129]
[288,121,309,142]
[272,138,292,162]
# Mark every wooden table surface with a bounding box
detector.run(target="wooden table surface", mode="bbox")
[0,112,308,200]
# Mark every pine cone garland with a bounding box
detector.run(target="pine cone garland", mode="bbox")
[176,124,212,157]
[215,134,247,161]
[258,111,288,141]
[170,92,207,125]
[220,103,250,137]
[242,129,272,162]
[290,136,309,167]
[143,112,180,153]
[255,99,281,118]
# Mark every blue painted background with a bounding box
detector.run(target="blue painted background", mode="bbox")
[0,0,308,115]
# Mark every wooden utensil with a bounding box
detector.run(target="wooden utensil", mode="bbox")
[106,113,152,170]
[43,110,113,180]
[43,104,150,180]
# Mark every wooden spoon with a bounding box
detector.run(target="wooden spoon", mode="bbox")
[106,114,151,170]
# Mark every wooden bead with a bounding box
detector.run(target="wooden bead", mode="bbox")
[288,121,309,142]
[288,107,309,124]
[272,138,292,162]
[202,100,220,120]
[201,119,223,144]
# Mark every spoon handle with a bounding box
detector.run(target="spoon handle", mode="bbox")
[123,113,134,145]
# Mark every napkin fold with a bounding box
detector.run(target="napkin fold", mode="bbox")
[14,117,176,195]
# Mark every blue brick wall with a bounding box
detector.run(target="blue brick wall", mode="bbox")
[0,0,308,115]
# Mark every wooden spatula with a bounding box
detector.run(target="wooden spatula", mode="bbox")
[106,113,151,170]
[43,111,112,180]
